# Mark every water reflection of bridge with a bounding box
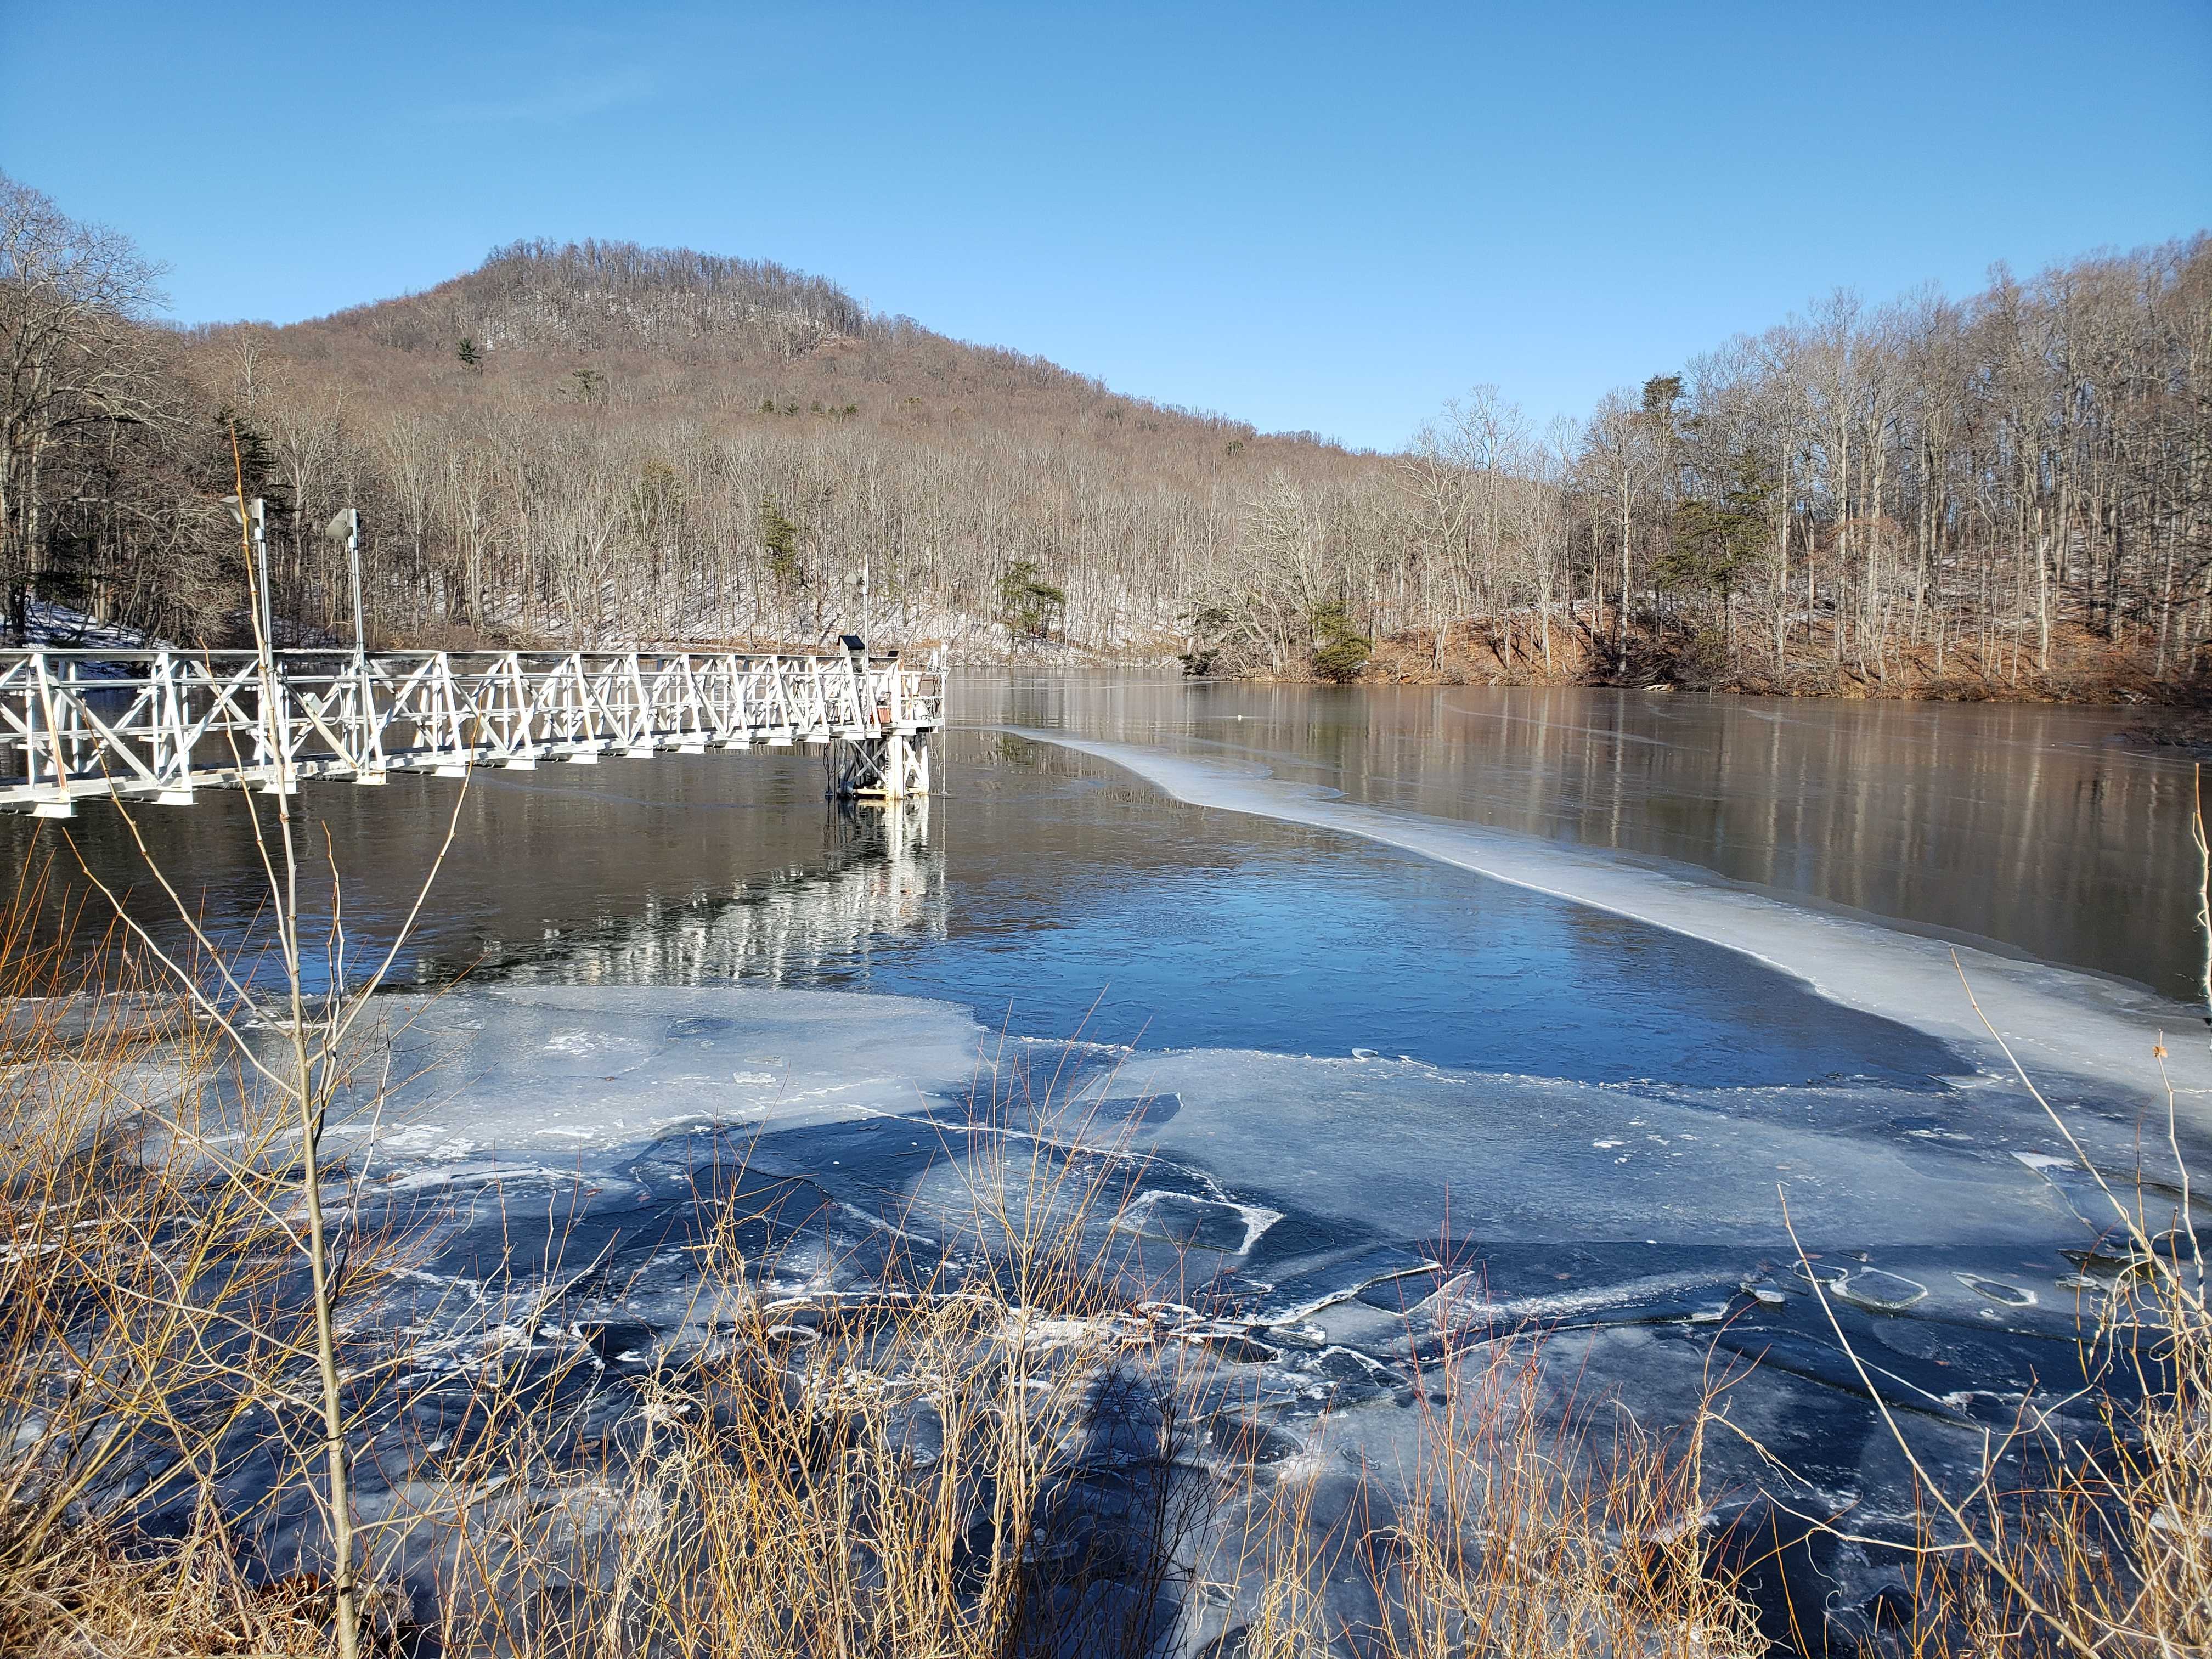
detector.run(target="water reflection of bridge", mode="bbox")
[490,800,945,988]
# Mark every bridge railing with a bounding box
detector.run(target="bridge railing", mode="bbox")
[0,647,945,813]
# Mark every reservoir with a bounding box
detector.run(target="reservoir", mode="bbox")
[10,674,2194,1014]
[15,672,2206,1618]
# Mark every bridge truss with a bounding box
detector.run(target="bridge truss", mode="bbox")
[0,646,943,816]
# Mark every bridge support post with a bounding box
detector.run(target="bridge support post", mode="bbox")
[832,731,930,802]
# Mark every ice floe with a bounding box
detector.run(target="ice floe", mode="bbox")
[1016,732,2211,1131]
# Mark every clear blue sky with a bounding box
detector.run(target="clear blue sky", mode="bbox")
[4,2,2207,451]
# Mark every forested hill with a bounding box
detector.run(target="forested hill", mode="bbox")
[302,237,1214,420]
[200,236,1374,660]
[338,240,873,357]
[7,166,2209,697]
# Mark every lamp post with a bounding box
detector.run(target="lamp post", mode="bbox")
[222,494,273,651]
[222,493,282,787]
[320,508,371,767]
[321,507,366,670]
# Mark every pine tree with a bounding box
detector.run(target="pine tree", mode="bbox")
[757,500,804,590]
[1310,602,1372,681]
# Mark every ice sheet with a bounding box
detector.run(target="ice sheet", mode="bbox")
[1075,1047,2147,1257]
[1015,731,2211,1131]
[334,983,988,1176]
[311,969,2188,1294]
[216,977,2190,1644]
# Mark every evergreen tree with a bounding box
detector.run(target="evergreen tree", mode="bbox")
[757,499,804,590]
[1310,601,1372,681]
[997,559,1065,645]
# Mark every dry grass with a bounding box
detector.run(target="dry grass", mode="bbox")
[1835,1079,2212,1656]
[1227,1333,1760,1659]
[0,862,418,1656]
[402,1072,1204,1659]
[1812,1232,2211,1658]
[400,1229,1765,1659]
[0,1508,340,1658]
[1736,935,2212,1659]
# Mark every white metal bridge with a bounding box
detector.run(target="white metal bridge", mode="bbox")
[0,645,943,817]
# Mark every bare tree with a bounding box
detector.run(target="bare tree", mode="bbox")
[0,173,170,638]
[0,176,2199,694]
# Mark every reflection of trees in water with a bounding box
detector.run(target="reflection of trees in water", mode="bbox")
[973,676,2196,997]
[487,800,945,987]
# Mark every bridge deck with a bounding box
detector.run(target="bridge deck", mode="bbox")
[0,647,943,815]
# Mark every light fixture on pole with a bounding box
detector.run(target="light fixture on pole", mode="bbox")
[220,494,274,652]
[220,492,287,791]
[320,508,366,669]
[320,508,374,770]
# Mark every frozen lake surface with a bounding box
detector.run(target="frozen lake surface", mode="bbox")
[19,674,2208,1640]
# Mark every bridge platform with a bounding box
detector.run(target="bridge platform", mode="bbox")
[0,645,943,816]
